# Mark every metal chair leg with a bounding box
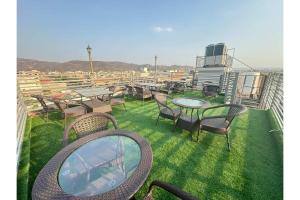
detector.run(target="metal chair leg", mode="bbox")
[173,119,177,131]
[197,128,202,142]
[156,115,160,126]
[123,103,127,111]
[226,133,231,151]
[64,114,67,130]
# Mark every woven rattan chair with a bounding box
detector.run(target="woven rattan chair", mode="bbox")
[63,112,119,146]
[198,104,245,151]
[31,94,57,120]
[52,98,87,128]
[134,86,152,104]
[160,82,175,95]
[126,85,136,97]
[154,94,181,127]
[143,180,199,200]
[109,86,126,111]
[96,87,114,102]
[202,82,220,97]
[173,82,186,94]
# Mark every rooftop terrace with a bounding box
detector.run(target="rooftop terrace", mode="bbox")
[17,91,283,200]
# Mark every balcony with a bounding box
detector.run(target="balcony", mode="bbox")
[17,88,283,200]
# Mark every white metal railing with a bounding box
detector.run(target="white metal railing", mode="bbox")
[17,87,28,166]
[222,71,283,129]
[259,72,283,129]
[17,71,188,111]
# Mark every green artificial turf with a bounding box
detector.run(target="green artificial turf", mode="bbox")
[19,91,283,200]
[17,117,32,200]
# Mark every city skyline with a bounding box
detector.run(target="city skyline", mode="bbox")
[18,0,282,68]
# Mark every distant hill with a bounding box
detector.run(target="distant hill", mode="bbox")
[17,58,193,72]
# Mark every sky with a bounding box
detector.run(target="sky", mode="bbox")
[17,0,283,68]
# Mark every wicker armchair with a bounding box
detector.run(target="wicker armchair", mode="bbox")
[173,82,186,94]
[109,86,127,111]
[198,104,246,151]
[159,82,175,95]
[154,94,181,127]
[143,180,199,200]
[126,85,136,97]
[202,82,220,97]
[134,86,152,104]
[52,98,87,128]
[63,112,119,146]
[31,94,57,120]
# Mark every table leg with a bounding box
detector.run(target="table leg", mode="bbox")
[176,106,183,128]
[191,108,194,122]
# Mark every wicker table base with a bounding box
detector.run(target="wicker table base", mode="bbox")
[83,99,112,113]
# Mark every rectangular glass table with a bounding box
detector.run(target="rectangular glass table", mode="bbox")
[74,87,113,113]
[74,87,113,99]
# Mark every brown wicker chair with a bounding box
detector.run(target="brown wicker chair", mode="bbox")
[109,87,126,111]
[143,180,199,200]
[96,87,114,102]
[173,82,186,94]
[126,84,136,97]
[52,98,87,128]
[198,104,246,151]
[154,94,181,127]
[202,82,220,97]
[159,82,175,95]
[31,94,57,120]
[63,112,119,146]
[134,86,152,104]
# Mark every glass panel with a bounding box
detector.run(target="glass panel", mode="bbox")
[58,136,141,197]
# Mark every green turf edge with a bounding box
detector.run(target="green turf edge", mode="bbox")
[17,117,32,200]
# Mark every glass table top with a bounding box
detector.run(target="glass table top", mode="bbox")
[172,98,207,109]
[58,135,141,197]
[74,87,113,97]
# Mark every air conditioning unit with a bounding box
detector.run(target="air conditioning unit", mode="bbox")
[204,43,228,67]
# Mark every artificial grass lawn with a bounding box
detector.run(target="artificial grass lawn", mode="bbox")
[19,91,283,200]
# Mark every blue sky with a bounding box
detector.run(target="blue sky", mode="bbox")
[17,0,282,68]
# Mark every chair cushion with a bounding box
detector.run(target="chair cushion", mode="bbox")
[200,117,229,134]
[160,108,181,119]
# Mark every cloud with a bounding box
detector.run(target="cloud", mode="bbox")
[153,26,164,32]
[165,27,173,32]
[153,26,174,32]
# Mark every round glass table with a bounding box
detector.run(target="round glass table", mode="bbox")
[172,98,207,109]
[32,130,153,200]
[172,98,208,134]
